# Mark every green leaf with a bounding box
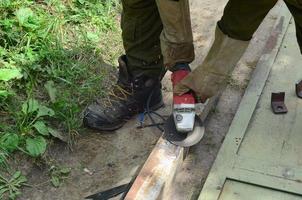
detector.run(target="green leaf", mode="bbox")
[37,106,55,118]
[0,90,9,98]
[0,68,22,81]
[60,167,71,175]
[0,187,9,198]
[51,176,60,187]
[48,127,67,142]
[0,151,8,167]
[33,121,49,136]
[11,171,21,180]
[12,171,27,185]
[87,31,99,43]
[22,99,39,114]
[15,7,33,25]
[77,0,85,5]
[44,81,57,103]
[0,133,19,152]
[26,136,47,157]
[17,175,27,185]
[9,191,20,199]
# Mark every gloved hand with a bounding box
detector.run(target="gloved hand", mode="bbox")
[171,68,196,133]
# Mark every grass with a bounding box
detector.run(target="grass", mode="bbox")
[0,0,123,199]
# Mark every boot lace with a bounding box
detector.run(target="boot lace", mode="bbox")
[101,84,133,108]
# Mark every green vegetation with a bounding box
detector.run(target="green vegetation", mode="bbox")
[0,171,27,199]
[49,165,71,188]
[0,0,122,198]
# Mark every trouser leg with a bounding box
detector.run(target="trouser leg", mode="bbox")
[218,0,278,40]
[121,0,163,76]
[284,0,302,53]
[175,0,278,101]
[155,0,195,68]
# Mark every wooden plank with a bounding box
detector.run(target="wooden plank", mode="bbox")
[198,2,293,199]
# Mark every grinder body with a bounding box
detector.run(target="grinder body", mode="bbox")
[171,70,196,133]
[164,69,205,147]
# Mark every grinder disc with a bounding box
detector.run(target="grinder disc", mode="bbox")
[163,115,205,147]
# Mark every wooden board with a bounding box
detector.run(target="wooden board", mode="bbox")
[198,3,302,200]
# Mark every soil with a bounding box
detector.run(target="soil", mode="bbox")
[18,0,281,199]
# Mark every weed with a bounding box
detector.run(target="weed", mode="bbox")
[0,0,122,197]
[0,171,27,200]
[49,165,71,188]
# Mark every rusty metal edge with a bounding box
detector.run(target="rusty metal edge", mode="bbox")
[271,92,288,114]
[295,80,302,98]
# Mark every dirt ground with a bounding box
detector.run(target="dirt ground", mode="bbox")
[19,0,282,199]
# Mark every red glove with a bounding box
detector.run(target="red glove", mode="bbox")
[171,70,195,105]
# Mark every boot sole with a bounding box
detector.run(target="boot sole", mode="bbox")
[92,100,165,132]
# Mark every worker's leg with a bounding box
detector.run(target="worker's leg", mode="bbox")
[155,0,195,69]
[175,0,278,101]
[83,0,165,131]
[284,0,302,53]
[218,0,278,41]
[121,0,164,76]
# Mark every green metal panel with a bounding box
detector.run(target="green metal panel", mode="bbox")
[239,23,302,163]
[219,180,302,200]
[199,3,302,200]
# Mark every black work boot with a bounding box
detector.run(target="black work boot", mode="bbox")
[83,55,164,131]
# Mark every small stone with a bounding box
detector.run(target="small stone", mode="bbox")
[83,168,93,175]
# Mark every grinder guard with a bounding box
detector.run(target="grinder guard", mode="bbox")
[164,69,205,147]
[164,115,204,147]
